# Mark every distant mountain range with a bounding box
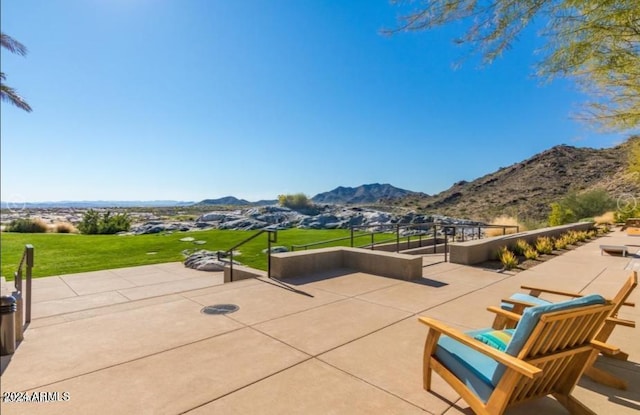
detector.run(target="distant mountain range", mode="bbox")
[5,137,637,216]
[311,183,425,204]
[0,200,195,209]
[4,184,419,209]
[391,136,640,222]
[196,196,277,206]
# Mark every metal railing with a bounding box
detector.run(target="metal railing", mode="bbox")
[290,222,520,257]
[217,229,277,282]
[13,244,34,339]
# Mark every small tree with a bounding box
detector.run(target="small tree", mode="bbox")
[278,193,313,210]
[548,203,576,226]
[79,209,131,234]
[78,209,100,234]
[548,190,615,225]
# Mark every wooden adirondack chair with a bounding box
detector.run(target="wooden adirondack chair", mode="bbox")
[420,295,615,415]
[493,271,637,389]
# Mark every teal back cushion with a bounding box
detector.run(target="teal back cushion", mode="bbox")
[504,293,606,358]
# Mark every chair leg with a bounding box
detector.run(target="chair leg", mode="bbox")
[423,331,439,391]
[553,393,597,415]
[583,366,628,390]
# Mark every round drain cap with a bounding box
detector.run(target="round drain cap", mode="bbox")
[201,304,239,315]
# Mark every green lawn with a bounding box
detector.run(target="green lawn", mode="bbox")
[0,229,394,279]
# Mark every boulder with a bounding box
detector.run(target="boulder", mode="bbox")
[184,250,228,271]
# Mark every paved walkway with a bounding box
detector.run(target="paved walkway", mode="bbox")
[1,229,638,414]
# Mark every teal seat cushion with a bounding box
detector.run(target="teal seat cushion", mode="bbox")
[435,329,501,403]
[501,293,551,311]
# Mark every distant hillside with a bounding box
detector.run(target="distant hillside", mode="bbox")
[394,137,640,223]
[0,200,194,209]
[196,196,251,206]
[312,183,425,204]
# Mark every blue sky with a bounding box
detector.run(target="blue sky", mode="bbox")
[0,0,631,203]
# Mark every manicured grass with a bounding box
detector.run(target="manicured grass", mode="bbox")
[0,229,393,279]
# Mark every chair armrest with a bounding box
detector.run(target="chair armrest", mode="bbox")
[501,298,538,310]
[488,306,523,329]
[606,317,636,328]
[520,285,634,307]
[520,285,582,298]
[418,316,541,379]
[590,340,620,355]
[487,306,522,322]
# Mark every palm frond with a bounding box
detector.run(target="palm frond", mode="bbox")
[1,32,28,56]
[1,83,33,112]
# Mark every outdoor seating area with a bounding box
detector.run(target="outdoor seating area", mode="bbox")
[0,228,638,414]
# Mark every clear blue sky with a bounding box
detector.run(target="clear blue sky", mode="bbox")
[0,0,630,203]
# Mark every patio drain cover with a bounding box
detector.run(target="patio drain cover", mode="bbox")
[201,304,239,315]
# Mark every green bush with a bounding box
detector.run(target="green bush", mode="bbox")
[78,209,131,235]
[278,193,313,210]
[548,189,616,226]
[5,218,48,233]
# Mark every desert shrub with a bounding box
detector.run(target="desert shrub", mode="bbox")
[497,247,518,270]
[573,230,588,242]
[548,189,615,226]
[485,215,526,237]
[548,203,576,226]
[594,211,616,225]
[278,193,313,210]
[5,218,48,233]
[78,209,131,235]
[55,222,78,233]
[587,229,598,238]
[513,239,531,256]
[524,246,539,260]
[535,236,554,254]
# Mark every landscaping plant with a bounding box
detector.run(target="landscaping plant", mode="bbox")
[5,218,48,233]
[535,236,554,255]
[513,239,531,256]
[497,246,519,270]
[524,246,539,260]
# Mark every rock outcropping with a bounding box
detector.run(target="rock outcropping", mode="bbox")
[129,205,478,234]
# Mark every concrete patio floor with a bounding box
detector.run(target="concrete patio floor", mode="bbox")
[1,229,638,414]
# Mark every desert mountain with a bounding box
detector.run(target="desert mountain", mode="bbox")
[197,196,251,206]
[393,136,640,223]
[311,183,425,204]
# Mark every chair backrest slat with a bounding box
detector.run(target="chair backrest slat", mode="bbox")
[522,303,614,359]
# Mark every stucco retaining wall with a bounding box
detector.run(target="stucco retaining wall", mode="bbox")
[448,222,595,265]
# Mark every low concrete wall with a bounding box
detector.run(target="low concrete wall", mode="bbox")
[270,247,422,280]
[449,222,595,265]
